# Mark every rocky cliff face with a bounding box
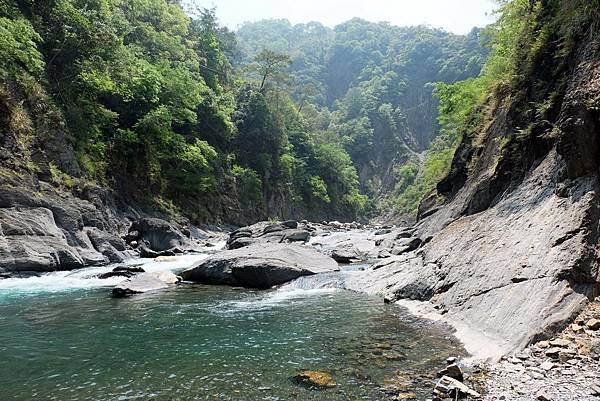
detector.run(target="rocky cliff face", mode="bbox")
[349,27,600,358]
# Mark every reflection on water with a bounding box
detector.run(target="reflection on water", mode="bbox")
[0,276,466,401]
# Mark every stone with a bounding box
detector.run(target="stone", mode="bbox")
[278,229,311,244]
[540,361,555,371]
[437,363,463,382]
[537,341,551,349]
[281,220,298,229]
[331,248,359,263]
[549,339,571,348]
[433,376,480,399]
[98,271,136,279]
[181,243,339,289]
[586,319,600,330]
[571,323,584,333]
[228,237,255,250]
[293,371,336,388]
[558,349,577,363]
[395,393,417,400]
[545,348,562,359]
[537,392,553,401]
[112,271,180,297]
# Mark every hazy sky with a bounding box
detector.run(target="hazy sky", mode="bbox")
[196,0,498,34]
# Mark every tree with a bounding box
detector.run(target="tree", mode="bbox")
[251,49,292,92]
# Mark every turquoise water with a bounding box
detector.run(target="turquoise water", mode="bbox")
[0,268,465,401]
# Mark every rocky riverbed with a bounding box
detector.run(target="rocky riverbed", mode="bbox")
[2,213,599,400]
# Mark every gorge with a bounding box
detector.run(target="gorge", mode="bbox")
[1,0,600,400]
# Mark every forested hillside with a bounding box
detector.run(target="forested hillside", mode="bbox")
[0,0,365,223]
[236,19,488,217]
[0,0,489,223]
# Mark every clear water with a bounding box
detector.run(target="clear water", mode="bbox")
[0,259,466,401]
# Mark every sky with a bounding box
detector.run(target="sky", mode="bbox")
[195,0,498,34]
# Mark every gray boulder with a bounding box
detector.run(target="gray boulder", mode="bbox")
[278,229,311,244]
[181,243,339,288]
[129,218,188,252]
[112,271,181,297]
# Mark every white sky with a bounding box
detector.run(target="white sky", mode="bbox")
[196,0,498,34]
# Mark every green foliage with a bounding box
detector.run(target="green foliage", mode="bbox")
[232,165,263,202]
[0,16,44,77]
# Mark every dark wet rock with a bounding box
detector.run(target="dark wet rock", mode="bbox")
[181,243,339,289]
[113,266,145,273]
[124,230,139,243]
[112,271,180,297]
[139,243,181,258]
[98,271,136,279]
[281,220,298,229]
[262,223,289,235]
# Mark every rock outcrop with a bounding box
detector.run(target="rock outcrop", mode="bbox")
[346,37,600,359]
[181,243,339,288]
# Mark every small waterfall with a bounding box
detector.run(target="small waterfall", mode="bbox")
[280,272,347,291]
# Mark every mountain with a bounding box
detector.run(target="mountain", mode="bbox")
[236,18,489,218]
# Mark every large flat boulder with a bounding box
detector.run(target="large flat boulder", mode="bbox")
[112,271,181,297]
[181,243,339,288]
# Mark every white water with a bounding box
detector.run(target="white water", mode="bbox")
[212,266,370,314]
[0,241,227,298]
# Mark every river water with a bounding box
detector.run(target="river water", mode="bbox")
[0,254,465,401]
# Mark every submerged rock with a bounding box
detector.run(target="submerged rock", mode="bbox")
[112,271,180,297]
[181,243,339,289]
[293,370,336,388]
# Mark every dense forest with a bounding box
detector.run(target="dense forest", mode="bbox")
[236,19,488,217]
[8,0,592,225]
[0,0,495,223]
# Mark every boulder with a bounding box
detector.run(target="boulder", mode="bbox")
[437,363,464,382]
[181,243,339,289]
[278,229,311,243]
[129,218,188,252]
[85,227,127,263]
[331,248,359,263]
[281,220,299,229]
[0,207,87,272]
[433,376,480,399]
[228,237,255,250]
[112,271,180,297]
